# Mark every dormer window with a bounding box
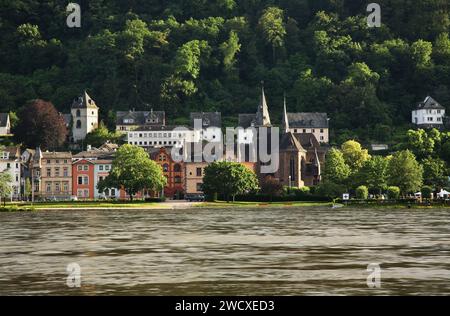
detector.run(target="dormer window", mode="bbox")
[124,119,134,124]
[0,152,9,160]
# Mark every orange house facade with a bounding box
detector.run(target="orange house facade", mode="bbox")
[150,148,184,198]
[72,159,95,199]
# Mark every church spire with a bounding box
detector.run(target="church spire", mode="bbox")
[255,82,271,127]
[282,93,290,133]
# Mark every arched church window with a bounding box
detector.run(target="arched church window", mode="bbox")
[76,120,82,129]
[76,110,81,117]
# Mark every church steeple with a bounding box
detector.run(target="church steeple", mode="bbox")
[282,93,290,134]
[255,82,271,127]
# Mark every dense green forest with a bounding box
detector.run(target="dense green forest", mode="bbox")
[1,0,450,145]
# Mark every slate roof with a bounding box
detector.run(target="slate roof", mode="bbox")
[295,133,324,149]
[73,149,114,160]
[72,91,98,109]
[238,114,257,128]
[42,152,73,159]
[0,113,9,128]
[1,146,20,160]
[416,96,445,110]
[190,112,222,128]
[287,113,329,128]
[280,132,306,152]
[61,113,72,126]
[116,110,165,126]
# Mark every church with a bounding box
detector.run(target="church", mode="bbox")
[238,87,329,188]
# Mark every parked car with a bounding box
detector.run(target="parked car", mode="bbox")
[185,193,205,202]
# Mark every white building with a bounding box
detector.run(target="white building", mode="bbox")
[412,96,446,129]
[0,146,21,200]
[127,112,222,149]
[71,91,99,142]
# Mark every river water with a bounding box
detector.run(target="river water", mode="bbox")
[0,207,449,295]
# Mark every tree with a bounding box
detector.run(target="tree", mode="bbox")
[323,148,350,184]
[356,185,369,200]
[356,156,388,194]
[98,145,166,201]
[387,186,401,199]
[203,161,259,202]
[341,140,370,171]
[387,150,423,195]
[406,129,438,158]
[13,99,67,150]
[258,6,286,61]
[84,122,123,148]
[421,157,447,188]
[0,171,12,206]
[220,31,241,72]
[421,186,433,200]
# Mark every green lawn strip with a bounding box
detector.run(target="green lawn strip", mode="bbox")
[2,202,167,210]
[196,201,332,208]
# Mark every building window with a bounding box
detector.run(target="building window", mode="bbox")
[163,164,169,172]
[99,165,104,171]
[63,182,69,192]
[46,168,51,177]
[55,182,60,192]
[63,168,68,177]
[111,189,116,196]
[83,165,88,171]
[196,168,202,177]
[78,176,83,185]
[76,110,81,117]
[174,164,181,172]
[84,176,89,185]
[428,117,434,122]
[46,182,52,193]
[78,165,83,171]
[196,183,203,192]
[105,165,110,171]
[76,120,82,129]
[7,163,10,169]
[55,168,60,177]
[77,190,83,197]
[174,176,182,184]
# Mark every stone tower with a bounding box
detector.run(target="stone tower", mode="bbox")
[71,91,99,143]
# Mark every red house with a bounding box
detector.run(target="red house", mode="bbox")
[149,147,185,198]
[72,159,95,200]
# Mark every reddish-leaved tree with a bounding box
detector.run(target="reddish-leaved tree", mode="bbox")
[13,99,68,150]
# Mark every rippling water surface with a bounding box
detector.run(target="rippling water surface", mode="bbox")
[0,207,449,295]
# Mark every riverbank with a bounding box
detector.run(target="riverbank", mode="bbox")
[0,200,332,211]
[2,200,449,212]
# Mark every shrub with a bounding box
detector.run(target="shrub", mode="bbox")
[421,186,433,199]
[356,185,369,200]
[387,186,400,199]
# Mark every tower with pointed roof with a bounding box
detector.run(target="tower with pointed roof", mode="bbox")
[71,91,99,142]
[254,84,272,127]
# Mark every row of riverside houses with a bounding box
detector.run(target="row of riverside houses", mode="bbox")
[0,86,330,201]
